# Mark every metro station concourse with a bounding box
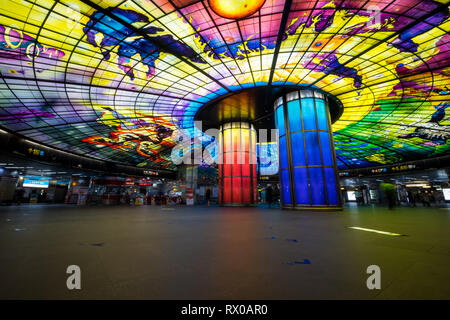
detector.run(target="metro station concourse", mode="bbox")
[0,0,449,300]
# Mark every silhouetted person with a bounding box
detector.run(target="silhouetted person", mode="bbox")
[13,188,25,205]
[158,191,164,205]
[415,192,422,205]
[356,191,364,205]
[408,191,416,207]
[130,192,137,207]
[261,188,266,204]
[422,192,431,207]
[41,190,47,203]
[273,186,280,206]
[266,185,273,208]
[429,193,435,205]
[205,188,211,206]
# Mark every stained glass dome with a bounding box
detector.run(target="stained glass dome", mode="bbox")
[0,0,449,170]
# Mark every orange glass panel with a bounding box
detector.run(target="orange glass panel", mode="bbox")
[241,129,249,152]
[224,129,232,153]
[232,129,240,153]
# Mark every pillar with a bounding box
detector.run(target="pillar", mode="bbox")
[218,122,257,206]
[274,89,341,210]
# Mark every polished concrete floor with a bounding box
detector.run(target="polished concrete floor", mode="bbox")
[0,204,449,299]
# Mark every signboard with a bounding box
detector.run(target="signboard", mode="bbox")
[443,188,450,201]
[23,176,50,188]
[186,188,194,205]
[27,147,45,157]
[347,191,356,201]
[143,170,159,176]
[257,142,279,176]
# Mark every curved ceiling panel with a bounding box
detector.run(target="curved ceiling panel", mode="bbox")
[0,0,449,170]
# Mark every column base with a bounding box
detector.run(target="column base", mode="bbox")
[282,205,343,211]
[220,203,257,207]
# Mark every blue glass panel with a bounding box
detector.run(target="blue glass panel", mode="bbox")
[281,170,291,204]
[309,167,325,205]
[291,132,306,166]
[276,106,285,136]
[315,99,328,131]
[304,131,321,165]
[324,167,338,205]
[320,131,333,166]
[300,98,317,130]
[279,136,289,169]
[293,167,309,205]
[287,100,302,132]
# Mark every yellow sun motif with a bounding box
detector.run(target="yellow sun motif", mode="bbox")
[209,0,266,19]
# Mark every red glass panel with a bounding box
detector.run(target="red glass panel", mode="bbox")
[242,178,251,203]
[224,163,231,177]
[242,163,250,177]
[243,152,249,165]
[224,178,231,202]
[232,177,242,203]
[232,163,242,176]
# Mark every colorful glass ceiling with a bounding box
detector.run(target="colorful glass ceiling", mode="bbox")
[0,0,449,170]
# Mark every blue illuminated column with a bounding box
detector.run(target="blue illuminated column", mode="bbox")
[274,90,341,210]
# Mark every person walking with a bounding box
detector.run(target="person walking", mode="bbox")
[266,185,273,208]
[429,192,435,206]
[205,188,211,206]
[273,185,280,207]
[422,192,431,207]
[13,188,25,205]
[408,190,416,207]
[416,192,422,206]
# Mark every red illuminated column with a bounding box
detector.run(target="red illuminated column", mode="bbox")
[218,122,257,206]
